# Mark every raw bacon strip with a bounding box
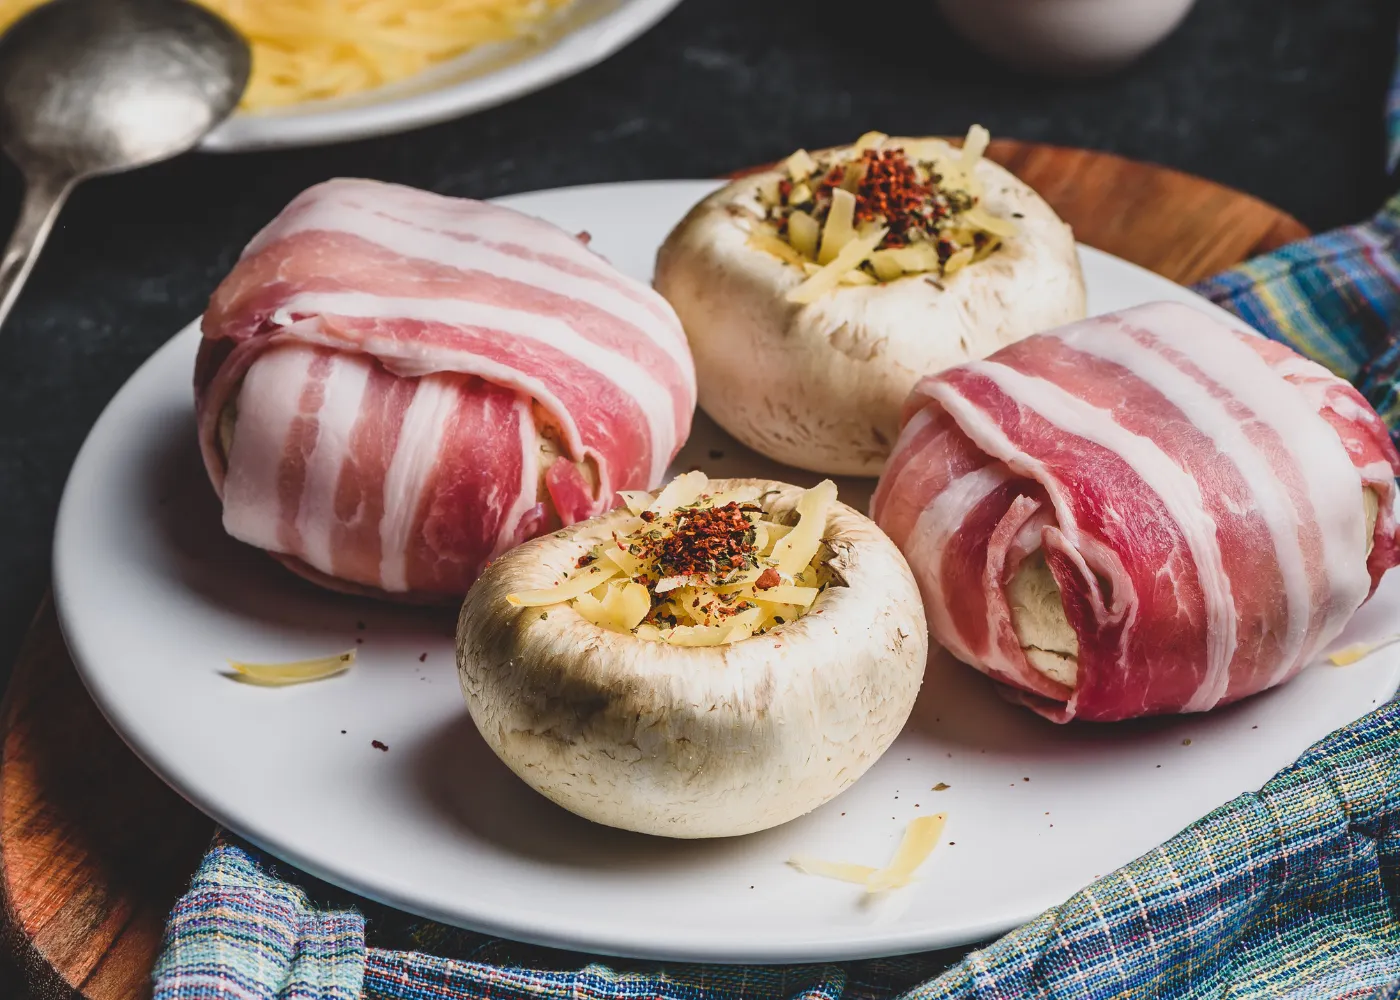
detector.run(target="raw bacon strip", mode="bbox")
[197,179,696,601]
[872,301,1400,722]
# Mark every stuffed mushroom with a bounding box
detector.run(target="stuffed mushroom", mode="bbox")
[654,127,1087,477]
[455,472,928,838]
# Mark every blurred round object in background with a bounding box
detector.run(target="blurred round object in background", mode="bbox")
[934,0,1198,78]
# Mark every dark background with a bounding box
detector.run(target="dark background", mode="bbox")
[0,0,1396,992]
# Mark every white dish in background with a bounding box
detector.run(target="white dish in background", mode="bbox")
[54,180,1400,964]
[199,0,682,152]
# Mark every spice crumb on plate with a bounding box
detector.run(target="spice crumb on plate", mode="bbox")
[371,740,389,752]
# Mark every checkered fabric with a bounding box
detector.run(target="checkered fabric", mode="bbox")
[1195,191,1400,447]
[153,700,1400,1000]
[151,45,1400,1000]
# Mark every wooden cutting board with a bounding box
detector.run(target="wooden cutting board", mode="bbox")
[0,141,1310,1000]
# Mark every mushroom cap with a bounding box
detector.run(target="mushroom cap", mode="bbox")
[455,478,929,838]
[654,139,1087,476]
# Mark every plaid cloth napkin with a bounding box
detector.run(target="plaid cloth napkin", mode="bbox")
[151,58,1400,1000]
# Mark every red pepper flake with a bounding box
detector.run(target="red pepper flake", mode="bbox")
[575,552,598,569]
[640,510,656,522]
[754,567,781,590]
[650,502,757,578]
[856,149,939,239]
[576,230,592,245]
[811,148,945,247]
[371,740,389,752]
[418,653,428,663]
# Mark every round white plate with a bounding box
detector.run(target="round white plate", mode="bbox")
[199,0,682,152]
[54,180,1400,964]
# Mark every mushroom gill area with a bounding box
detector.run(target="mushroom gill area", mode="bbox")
[1007,487,1382,689]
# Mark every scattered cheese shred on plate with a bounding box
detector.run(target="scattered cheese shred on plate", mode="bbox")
[787,857,878,885]
[1327,634,1400,666]
[228,650,355,687]
[788,813,947,893]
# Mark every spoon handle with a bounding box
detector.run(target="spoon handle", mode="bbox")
[0,173,72,331]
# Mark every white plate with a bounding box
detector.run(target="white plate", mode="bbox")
[199,0,682,151]
[54,180,1400,964]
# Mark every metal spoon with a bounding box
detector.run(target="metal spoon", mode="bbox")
[0,0,250,330]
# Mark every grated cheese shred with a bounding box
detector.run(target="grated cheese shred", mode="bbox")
[1327,634,1400,666]
[746,125,1017,300]
[789,814,948,893]
[227,649,355,686]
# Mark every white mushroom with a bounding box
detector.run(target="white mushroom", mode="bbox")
[654,133,1087,476]
[455,477,928,839]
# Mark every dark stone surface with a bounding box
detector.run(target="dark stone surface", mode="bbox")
[0,0,1395,683]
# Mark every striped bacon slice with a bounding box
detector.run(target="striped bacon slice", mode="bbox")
[872,301,1400,722]
[195,179,696,601]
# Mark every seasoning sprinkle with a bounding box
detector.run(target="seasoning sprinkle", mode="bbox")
[651,502,758,579]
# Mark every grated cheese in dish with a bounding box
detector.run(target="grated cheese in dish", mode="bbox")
[507,472,839,645]
[0,0,578,112]
[741,125,1018,303]
[789,814,948,893]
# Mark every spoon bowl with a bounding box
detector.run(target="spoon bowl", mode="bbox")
[0,0,249,326]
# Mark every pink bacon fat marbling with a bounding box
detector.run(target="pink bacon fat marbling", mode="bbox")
[871,301,1400,723]
[195,178,696,602]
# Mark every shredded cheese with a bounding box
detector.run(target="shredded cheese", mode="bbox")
[818,189,859,265]
[747,232,807,267]
[772,478,838,575]
[228,649,355,686]
[788,814,947,893]
[1327,634,1400,666]
[867,814,947,891]
[788,210,822,259]
[786,148,817,181]
[508,564,619,606]
[749,124,1016,298]
[649,470,709,514]
[854,130,889,153]
[961,124,991,169]
[506,473,839,645]
[787,227,888,304]
[961,205,1018,240]
[787,857,878,885]
[0,0,584,113]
